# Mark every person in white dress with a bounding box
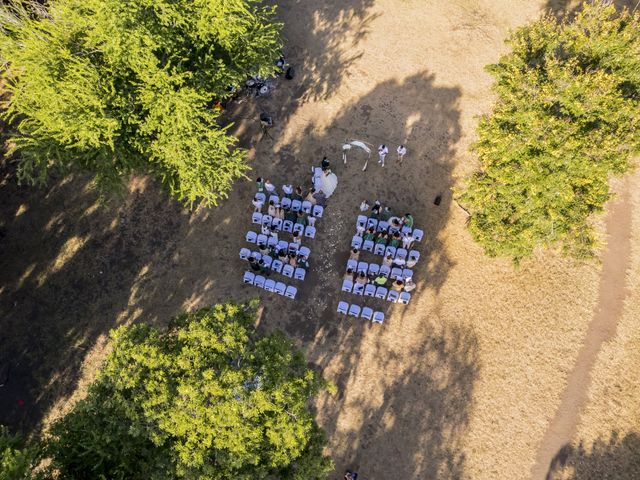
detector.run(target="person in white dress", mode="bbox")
[378,144,389,167]
[264,179,276,194]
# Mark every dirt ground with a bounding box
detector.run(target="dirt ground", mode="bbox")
[1,0,639,479]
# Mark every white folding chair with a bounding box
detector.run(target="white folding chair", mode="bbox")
[272,218,283,231]
[275,282,286,295]
[351,236,363,249]
[281,197,292,209]
[269,195,279,205]
[385,246,397,258]
[377,221,389,232]
[399,292,411,304]
[288,242,300,253]
[294,268,306,280]
[353,283,365,296]
[293,223,304,235]
[299,246,311,258]
[282,220,294,233]
[367,218,378,230]
[368,263,380,276]
[375,286,388,299]
[261,256,273,268]
[364,284,376,297]
[240,248,251,260]
[246,231,258,243]
[357,262,368,273]
[372,311,385,324]
[363,240,374,252]
[301,201,312,213]
[312,205,324,217]
[267,236,278,248]
[356,215,367,228]
[361,307,374,321]
[380,265,391,277]
[257,234,269,246]
[284,285,297,299]
[409,250,420,261]
[341,280,353,293]
[291,200,302,212]
[401,225,412,235]
[337,301,349,315]
[276,240,289,252]
[282,264,295,278]
[396,248,408,259]
[252,212,263,224]
[243,271,255,284]
[374,243,386,256]
[254,275,266,288]
[271,259,284,274]
[391,267,403,280]
[347,259,357,271]
[348,304,361,317]
[387,290,400,302]
[413,229,424,242]
[261,215,273,226]
[264,279,276,292]
[255,192,266,203]
[304,225,316,238]
[402,269,414,280]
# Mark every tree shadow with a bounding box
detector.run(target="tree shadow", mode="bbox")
[546,432,640,480]
[0,164,189,433]
[545,0,637,19]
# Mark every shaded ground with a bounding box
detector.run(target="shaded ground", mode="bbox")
[2,1,640,479]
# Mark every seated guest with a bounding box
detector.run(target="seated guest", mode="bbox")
[344,268,355,281]
[296,211,308,226]
[312,190,327,207]
[267,200,277,217]
[305,188,317,205]
[288,253,298,267]
[363,227,376,242]
[298,255,310,270]
[261,222,270,235]
[278,250,288,262]
[252,196,264,212]
[390,231,402,248]
[284,206,297,222]
[356,223,365,237]
[382,254,394,267]
[376,231,389,245]
[402,232,414,249]
[406,254,418,268]
[349,248,360,261]
[293,185,304,201]
[292,231,302,244]
[374,274,388,286]
[275,203,285,220]
[381,206,392,221]
[258,259,270,275]
[269,226,278,241]
[404,278,416,292]
[258,243,270,256]
[356,271,368,285]
[391,279,404,291]
[402,213,414,228]
[248,257,261,272]
[393,256,406,268]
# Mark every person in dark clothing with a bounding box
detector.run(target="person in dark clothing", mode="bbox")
[321,156,330,171]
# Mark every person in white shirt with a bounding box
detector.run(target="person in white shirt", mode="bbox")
[402,233,414,249]
[393,256,406,268]
[264,179,276,194]
[252,196,264,212]
[403,278,416,292]
[378,144,388,167]
[397,145,407,164]
[406,254,418,268]
[267,201,277,217]
[282,184,293,197]
[359,200,370,212]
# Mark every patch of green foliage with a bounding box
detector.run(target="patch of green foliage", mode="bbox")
[459,2,640,262]
[46,303,333,480]
[0,427,40,480]
[0,0,282,207]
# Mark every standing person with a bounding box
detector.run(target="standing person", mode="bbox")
[378,144,388,167]
[359,200,370,212]
[402,213,415,228]
[371,200,382,217]
[305,188,317,204]
[267,200,277,217]
[402,232,415,249]
[321,156,330,171]
[397,144,407,164]
[256,177,264,192]
[269,225,278,242]
[264,179,276,194]
[381,205,392,221]
[293,185,304,201]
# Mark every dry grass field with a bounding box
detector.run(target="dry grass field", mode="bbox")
[1,0,638,479]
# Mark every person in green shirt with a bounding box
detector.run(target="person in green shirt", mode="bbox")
[380,206,392,221]
[390,232,402,248]
[296,211,308,226]
[363,227,376,242]
[284,206,297,222]
[373,274,388,286]
[375,231,388,245]
[256,177,265,192]
[402,213,414,229]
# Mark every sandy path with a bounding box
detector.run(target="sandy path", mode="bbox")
[530,172,637,480]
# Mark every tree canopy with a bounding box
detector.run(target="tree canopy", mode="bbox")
[46,303,333,480]
[458,2,640,262]
[0,0,282,207]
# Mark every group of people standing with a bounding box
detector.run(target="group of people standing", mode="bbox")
[377,144,407,167]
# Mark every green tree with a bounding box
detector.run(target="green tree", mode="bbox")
[47,303,333,480]
[0,0,282,207]
[0,426,41,480]
[458,2,640,262]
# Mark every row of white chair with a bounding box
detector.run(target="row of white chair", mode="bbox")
[356,216,423,240]
[252,215,317,238]
[255,194,324,217]
[351,239,419,260]
[243,271,297,299]
[341,280,411,304]
[346,260,413,281]
[337,301,385,323]
[246,232,312,255]
[240,249,307,280]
